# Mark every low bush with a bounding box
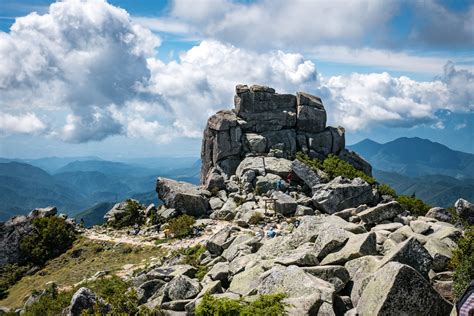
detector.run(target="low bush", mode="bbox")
[396,195,431,216]
[378,183,397,197]
[20,216,76,266]
[178,244,207,281]
[22,275,160,316]
[0,264,32,299]
[168,214,196,238]
[450,225,474,300]
[110,199,144,229]
[296,152,375,184]
[195,292,288,316]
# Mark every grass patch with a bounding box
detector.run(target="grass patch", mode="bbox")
[175,244,208,281]
[195,292,288,316]
[0,238,167,310]
[450,225,474,300]
[378,183,397,197]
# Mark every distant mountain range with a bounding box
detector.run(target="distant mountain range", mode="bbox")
[349,137,474,207]
[0,157,200,221]
[349,137,474,179]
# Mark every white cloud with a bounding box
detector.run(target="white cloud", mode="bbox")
[0,112,47,135]
[145,40,318,137]
[318,62,473,131]
[0,0,160,142]
[455,123,467,130]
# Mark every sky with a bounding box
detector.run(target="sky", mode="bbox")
[0,0,473,159]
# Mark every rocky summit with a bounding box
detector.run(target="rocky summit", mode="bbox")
[1,84,472,316]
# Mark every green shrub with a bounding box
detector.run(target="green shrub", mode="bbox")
[322,154,376,184]
[378,183,397,197]
[111,199,144,229]
[296,152,375,184]
[195,292,288,316]
[450,225,474,300]
[22,275,157,316]
[20,216,76,266]
[396,195,431,216]
[177,244,207,281]
[0,263,32,299]
[168,214,196,238]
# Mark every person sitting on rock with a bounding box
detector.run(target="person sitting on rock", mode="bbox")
[133,223,140,235]
[267,227,277,238]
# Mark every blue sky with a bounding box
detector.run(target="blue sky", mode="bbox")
[0,0,473,158]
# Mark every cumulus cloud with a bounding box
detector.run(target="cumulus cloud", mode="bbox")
[149,0,397,51]
[0,112,48,135]
[319,62,473,131]
[0,0,160,142]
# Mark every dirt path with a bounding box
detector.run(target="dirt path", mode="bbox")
[82,220,238,251]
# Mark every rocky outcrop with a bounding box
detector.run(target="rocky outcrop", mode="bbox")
[454,198,474,224]
[200,84,371,186]
[156,177,209,216]
[67,287,110,316]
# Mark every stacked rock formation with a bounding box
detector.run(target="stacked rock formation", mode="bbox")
[200,85,371,190]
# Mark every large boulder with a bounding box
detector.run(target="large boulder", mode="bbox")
[271,191,298,216]
[454,198,474,224]
[263,157,292,177]
[312,177,375,214]
[29,206,57,218]
[291,159,324,188]
[425,207,452,223]
[314,223,351,259]
[67,287,110,316]
[0,215,33,265]
[296,92,326,133]
[377,237,433,278]
[357,262,452,315]
[358,201,404,225]
[156,177,208,216]
[320,232,377,265]
[163,275,202,301]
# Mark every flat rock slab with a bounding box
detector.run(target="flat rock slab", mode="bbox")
[358,201,403,225]
[271,191,297,216]
[320,232,377,265]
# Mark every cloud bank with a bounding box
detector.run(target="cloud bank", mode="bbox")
[0,0,472,144]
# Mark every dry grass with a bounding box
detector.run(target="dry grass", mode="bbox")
[0,237,167,309]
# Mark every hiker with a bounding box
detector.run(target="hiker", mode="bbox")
[133,223,140,235]
[267,227,277,238]
[287,172,293,186]
[294,219,300,228]
[276,179,284,191]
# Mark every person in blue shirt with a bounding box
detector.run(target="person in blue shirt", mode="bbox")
[267,227,277,238]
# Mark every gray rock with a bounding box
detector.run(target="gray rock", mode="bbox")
[244,133,267,153]
[344,256,381,306]
[157,207,178,221]
[377,237,433,278]
[156,178,208,216]
[312,177,374,214]
[424,239,453,272]
[314,223,351,259]
[303,266,350,293]
[295,205,315,216]
[320,232,377,265]
[206,227,234,256]
[256,265,334,305]
[255,173,283,194]
[29,206,57,218]
[235,157,265,178]
[271,191,297,216]
[358,201,404,225]
[454,198,474,224]
[146,265,197,282]
[410,220,431,234]
[291,159,324,188]
[357,262,452,316]
[206,262,229,283]
[164,275,202,301]
[264,157,292,177]
[228,264,266,296]
[209,197,224,210]
[274,243,319,266]
[296,92,326,133]
[137,279,166,304]
[221,233,254,261]
[371,222,403,232]
[425,207,453,223]
[67,287,110,316]
[204,168,226,192]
